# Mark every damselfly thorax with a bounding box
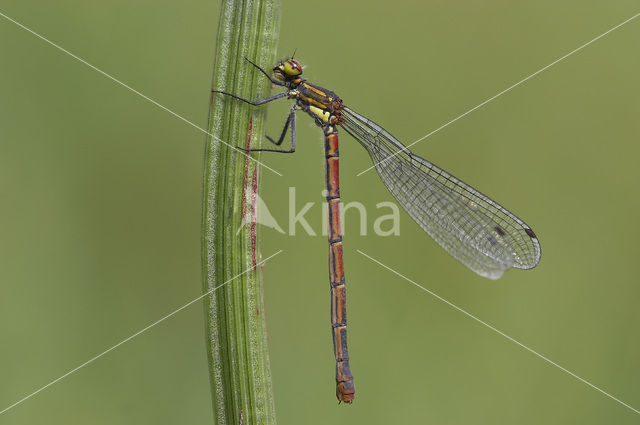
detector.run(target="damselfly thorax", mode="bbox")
[291,81,345,125]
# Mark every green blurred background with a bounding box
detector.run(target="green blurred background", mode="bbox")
[1,1,639,424]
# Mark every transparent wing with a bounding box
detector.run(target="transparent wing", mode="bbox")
[341,107,541,279]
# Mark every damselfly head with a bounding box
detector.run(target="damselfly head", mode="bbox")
[273,58,303,81]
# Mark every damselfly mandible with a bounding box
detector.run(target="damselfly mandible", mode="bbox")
[212,57,542,404]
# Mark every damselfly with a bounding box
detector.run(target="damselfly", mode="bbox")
[213,57,542,404]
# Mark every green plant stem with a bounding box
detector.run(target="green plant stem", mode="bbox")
[202,1,281,424]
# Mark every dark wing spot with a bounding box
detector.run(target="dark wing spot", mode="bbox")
[524,228,537,239]
[494,226,506,236]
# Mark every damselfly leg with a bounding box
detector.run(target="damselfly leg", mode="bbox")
[243,56,286,86]
[212,70,296,152]
[246,106,297,153]
[210,89,288,106]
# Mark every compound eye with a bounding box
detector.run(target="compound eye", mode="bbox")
[283,59,302,76]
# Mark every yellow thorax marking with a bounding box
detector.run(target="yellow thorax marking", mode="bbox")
[299,93,326,109]
[309,105,330,123]
[302,82,327,97]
